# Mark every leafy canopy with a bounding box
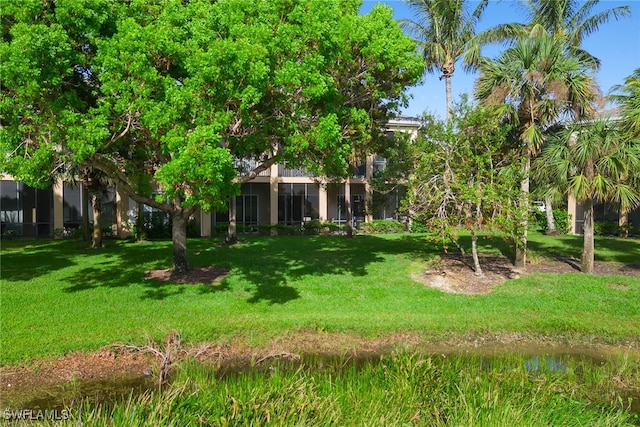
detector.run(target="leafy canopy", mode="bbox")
[1,0,423,214]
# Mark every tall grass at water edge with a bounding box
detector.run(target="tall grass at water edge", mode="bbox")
[39,352,640,426]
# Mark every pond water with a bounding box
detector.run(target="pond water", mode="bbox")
[2,347,638,417]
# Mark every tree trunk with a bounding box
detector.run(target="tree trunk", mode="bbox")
[471,232,483,277]
[514,156,530,269]
[82,185,91,241]
[619,207,629,238]
[136,202,147,241]
[172,212,189,273]
[227,195,237,244]
[581,197,595,274]
[544,194,558,235]
[90,191,103,249]
[345,179,353,239]
[445,75,452,123]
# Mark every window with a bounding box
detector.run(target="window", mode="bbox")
[278,183,319,224]
[0,181,53,237]
[63,183,83,228]
[337,194,365,223]
[236,194,258,226]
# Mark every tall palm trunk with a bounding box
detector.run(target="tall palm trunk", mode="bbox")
[444,74,452,123]
[581,156,596,274]
[514,156,530,268]
[544,194,558,235]
[618,207,629,238]
[581,197,595,274]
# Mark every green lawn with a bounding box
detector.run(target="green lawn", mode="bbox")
[1,233,639,364]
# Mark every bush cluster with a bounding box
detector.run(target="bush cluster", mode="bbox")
[132,213,200,239]
[592,221,640,237]
[212,221,345,236]
[531,209,571,234]
[361,220,406,234]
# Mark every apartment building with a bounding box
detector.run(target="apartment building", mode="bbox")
[0,117,422,239]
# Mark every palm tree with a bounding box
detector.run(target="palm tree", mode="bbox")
[482,0,630,69]
[479,0,630,236]
[611,68,640,137]
[535,119,640,273]
[475,33,600,267]
[400,0,488,122]
[609,68,640,236]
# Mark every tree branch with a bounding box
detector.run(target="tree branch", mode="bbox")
[90,154,171,212]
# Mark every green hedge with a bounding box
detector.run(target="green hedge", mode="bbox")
[361,220,405,234]
[212,221,345,236]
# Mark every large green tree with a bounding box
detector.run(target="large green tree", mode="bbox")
[400,0,488,122]
[475,33,600,268]
[535,120,640,273]
[1,0,422,272]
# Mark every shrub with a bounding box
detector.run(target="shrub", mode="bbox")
[361,220,405,234]
[552,209,571,235]
[594,221,619,236]
[530,210,546,232]
[186,218,200,238]
[258,224,274,236]
[102,226,115,239]
[321,222,343,234]
[301,220,325,235]
[145,212,171,238]
[531,209,570,235]
[409,221,429,233]
[134,213,200,239]
[213,222,345,236]
[1,229,17,240]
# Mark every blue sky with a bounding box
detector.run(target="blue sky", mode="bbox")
[360,0,640,119]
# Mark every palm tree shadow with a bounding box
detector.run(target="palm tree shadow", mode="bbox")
[554,257,582,272]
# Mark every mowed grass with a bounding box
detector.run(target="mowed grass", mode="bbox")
[1,233,639,364]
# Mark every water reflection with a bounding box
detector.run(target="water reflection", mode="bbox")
[524,355,567,373]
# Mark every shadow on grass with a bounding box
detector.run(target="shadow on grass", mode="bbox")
[5,233,638,305]
[188,234,433,305]
[418,232,640,269]
[61,242,170,294]
[0,240,81,281]
[28,235,429,304]
[140,274,232,301]
[527,234,640,264]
